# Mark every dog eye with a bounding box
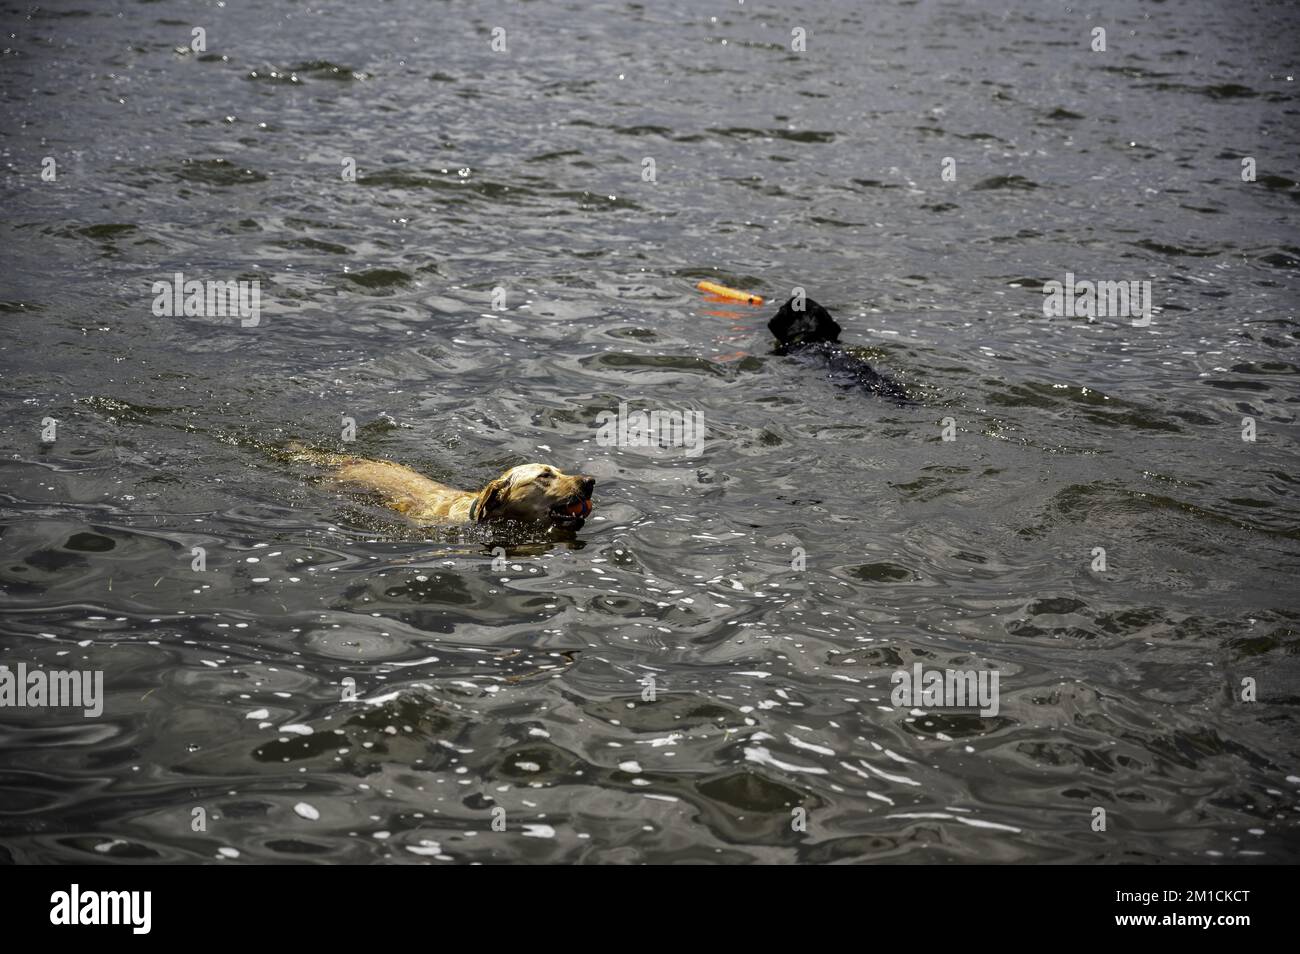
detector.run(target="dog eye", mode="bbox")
[537,472,553,481]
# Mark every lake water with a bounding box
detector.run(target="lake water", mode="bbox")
[1,0,1298,863]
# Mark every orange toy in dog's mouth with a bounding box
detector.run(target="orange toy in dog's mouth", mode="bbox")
[549,496,593,526]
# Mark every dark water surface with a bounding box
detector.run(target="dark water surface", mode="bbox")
[1,0,1298,863]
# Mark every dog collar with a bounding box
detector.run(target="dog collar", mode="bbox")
[468,497,479,522]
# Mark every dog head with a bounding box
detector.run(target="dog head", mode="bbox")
[767,296,842,353]
[474,463,596,530]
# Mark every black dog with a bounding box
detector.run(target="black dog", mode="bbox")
[767,296,910,402]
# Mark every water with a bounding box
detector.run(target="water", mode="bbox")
[1,0,1298,863]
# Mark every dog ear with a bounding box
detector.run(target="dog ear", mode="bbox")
[808,301,841,342]
[474,478,510,521]
[767,298,799,341]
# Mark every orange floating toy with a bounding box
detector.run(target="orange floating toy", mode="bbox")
[696,280,764,306]
[565,499,592,518]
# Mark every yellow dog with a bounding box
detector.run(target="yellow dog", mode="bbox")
[287,444,595,530]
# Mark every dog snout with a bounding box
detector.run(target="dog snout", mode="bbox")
[579,476,595,499]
